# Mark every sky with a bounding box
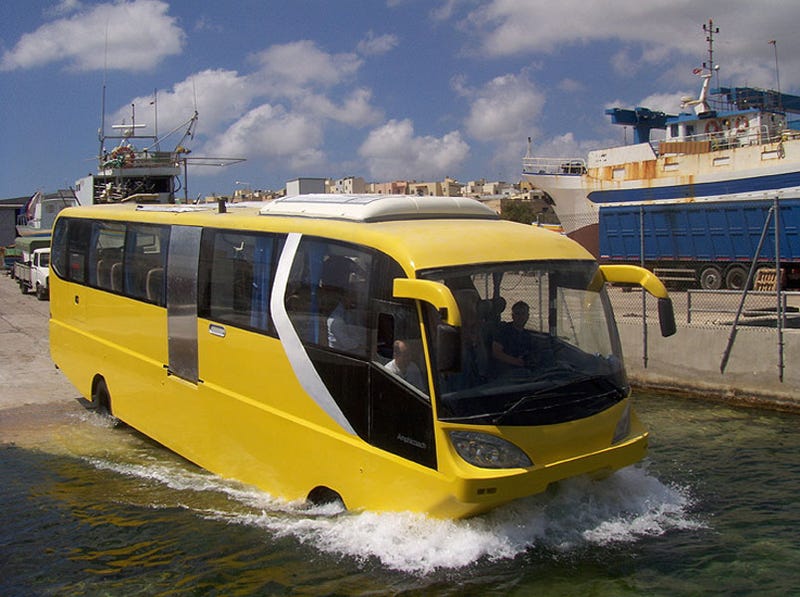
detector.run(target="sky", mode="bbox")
[2,0,800,200]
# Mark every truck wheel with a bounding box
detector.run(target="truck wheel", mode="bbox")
[35,284,45,300]
[19,282,27,294]
[699,266,722,290]
[725,265,748,291]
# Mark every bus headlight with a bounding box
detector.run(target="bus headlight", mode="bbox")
[449,431,533,469]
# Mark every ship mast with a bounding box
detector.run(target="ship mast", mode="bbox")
[702,19,720,87]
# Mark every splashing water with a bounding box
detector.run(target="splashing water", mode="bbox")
[86,453,702,575]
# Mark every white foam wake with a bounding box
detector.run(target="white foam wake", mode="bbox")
[87,455,703,574]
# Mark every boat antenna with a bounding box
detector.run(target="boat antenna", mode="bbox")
[702,19,720,88]
[769,39,783,112]
[151,88,160,151]
[99,22,109,159]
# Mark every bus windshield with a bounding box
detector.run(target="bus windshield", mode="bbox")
[420,260,628,426]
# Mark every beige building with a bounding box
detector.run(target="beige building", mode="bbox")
[332,176,367,194]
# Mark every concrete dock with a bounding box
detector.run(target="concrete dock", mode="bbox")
[613,287,800,412]
[0,274,80,410]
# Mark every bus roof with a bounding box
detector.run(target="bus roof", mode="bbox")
[57,197,592,273]
[258,194,499,222]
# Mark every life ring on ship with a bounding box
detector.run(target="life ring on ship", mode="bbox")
[704,120,721,134]
[110,145,135,167]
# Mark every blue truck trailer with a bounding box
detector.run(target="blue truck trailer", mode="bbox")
[599,199,800,290]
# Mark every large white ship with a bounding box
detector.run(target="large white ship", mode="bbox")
[523,20,800,290]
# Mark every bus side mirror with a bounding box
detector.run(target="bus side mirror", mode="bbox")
[600,264,677,337]
[658,298,677,337]
[436,323,461,373]
[393,278,461,327]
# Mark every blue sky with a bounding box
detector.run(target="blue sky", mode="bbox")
[2,1,800,199]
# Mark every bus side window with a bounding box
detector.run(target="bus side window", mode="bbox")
[124,224,169,304]
[199,230,280,335]
[286,239,372,356]
[64,219,92,283]
[51,218,68,279]
[90,221,125,292]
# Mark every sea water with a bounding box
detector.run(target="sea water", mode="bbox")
[1,392,798,596]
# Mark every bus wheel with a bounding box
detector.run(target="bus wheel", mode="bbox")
[307,486,345,511]
[92,378,112,416]
[725,265,748,291]
[699,265,722,290]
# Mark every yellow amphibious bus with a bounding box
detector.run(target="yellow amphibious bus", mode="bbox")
[50,194,675,518]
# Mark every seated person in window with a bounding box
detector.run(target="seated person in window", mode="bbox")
[492,301,534,371]
[385,340,426,391]
[327,287,367,353]
[321,255,366,353]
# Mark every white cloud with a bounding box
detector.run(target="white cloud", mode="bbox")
[299,88,383,127]
[557,78,585,93]
[532,132,599,159]
[106,39,384,179]
[112,69,255,146]
[464,73,545,141]
[357,32,399,56]
[251,40,362,94]
[1,0,184,72]
[463,1,800,89]
[208,104,324,164]
[636,92,691,115]
[45,0,83,17]
[359,119,470,180]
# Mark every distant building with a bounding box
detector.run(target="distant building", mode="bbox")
[370,180,409,195]
[286,177,327,196]
[332,176,367,194]
[462,179,486,198]
[441,177,462,197]
[408,181,442,196]
[0,196,28,246]
[232,188,282,202]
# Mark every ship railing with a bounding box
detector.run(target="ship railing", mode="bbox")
[656,125,783,155]
[99,150,182,170]
[522,157,586,175]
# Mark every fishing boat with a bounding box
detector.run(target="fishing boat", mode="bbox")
[74,100,197,205]
[523,20,800,290]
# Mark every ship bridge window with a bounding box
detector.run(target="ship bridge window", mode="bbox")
[669,124,679,138]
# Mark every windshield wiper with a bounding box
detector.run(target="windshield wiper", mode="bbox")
[491,374,624,425]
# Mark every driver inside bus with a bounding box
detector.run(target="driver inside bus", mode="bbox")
[492,300,534,372]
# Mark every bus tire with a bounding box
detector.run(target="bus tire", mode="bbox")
[307,486,345,510]
[725,265,748,291]
[92,378,112,416]
[699,265,722,290]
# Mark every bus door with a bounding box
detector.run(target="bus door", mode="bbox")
[166,225,202,383]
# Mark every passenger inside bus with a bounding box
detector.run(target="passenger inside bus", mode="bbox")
[320,255,367,354]
[385,339,426,391]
